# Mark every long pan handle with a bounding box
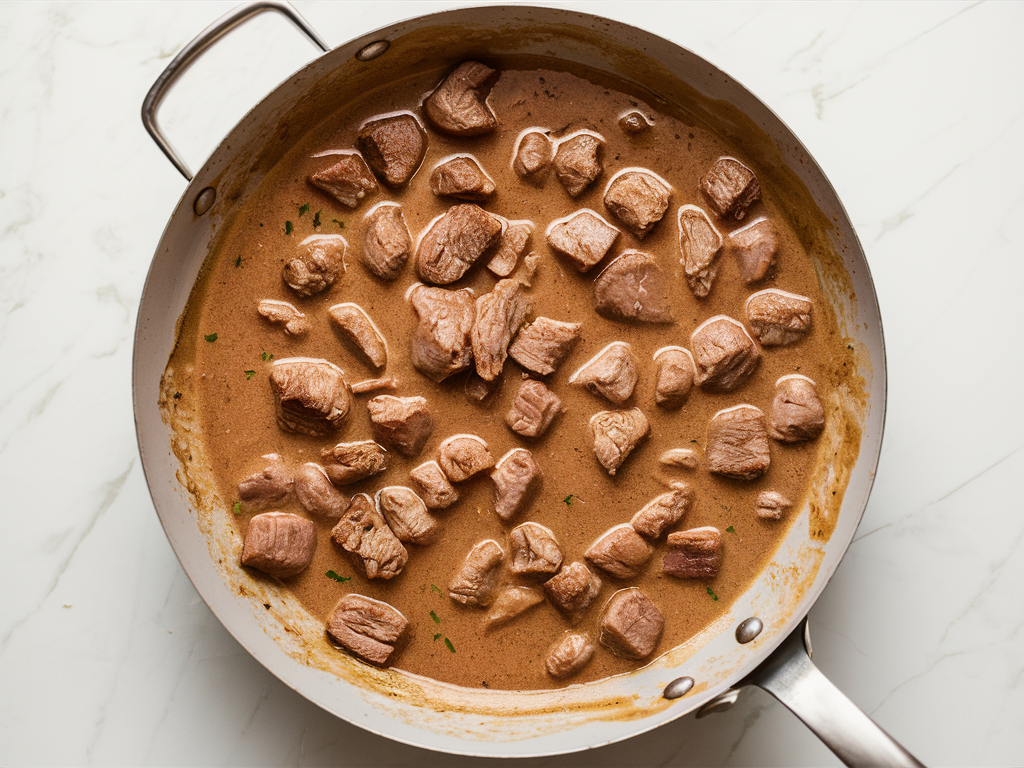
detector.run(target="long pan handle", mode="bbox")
[743,617,925,767]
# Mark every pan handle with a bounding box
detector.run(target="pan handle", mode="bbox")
[743,617,925,767]
[141,0,329,181]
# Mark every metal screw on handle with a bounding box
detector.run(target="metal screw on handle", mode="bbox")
[141,0,329,181]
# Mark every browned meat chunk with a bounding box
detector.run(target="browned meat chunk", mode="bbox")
[449,539,504,606]
[690,316,760,393]
[553,133,603,197]
[664,527,723,578]
[309,154,379,209]
[350,377,398,394]
[513,131,553,180]
[492,448,541,521]
[746,289,813,346]
[320,440,389,485]
[547,210,619,273]
[593,250,672,323]
[544,562,602,623]
[706,405,770,480]
[569,342,639,404]
[437,434,494,482]
[756,490,792,520]
[659,448,699,469]
[631,486,693,539]
[619,112,652,134]
[327,303,388,368]
[241,512,316,578]
[237,458,292,509]
[506,379,561,438]
[356,114,426,186]
[464,369,500,402]
[603,171,671,238]
[545,632,596,679]
[362,205,411,280]
[509,522,563,576]
[653,346,694,408]
[409,285,476,382]
[283,235,347,297]
[508,316,581,376]
[293,463,350,520]
[472,278,531,381]
[486,223,530,277]
[590,407,649,475]
[728,218,777,283]
[678,205,723,298]
[702,157,761,221]
[585,524,654,579]
[598,587,664,660]
[429,156,495,201]
[409,460,459,510]
[416,204,503,285]
[257,299,309,337]
[269,358,351,435]
[330,493,408,579]
[424,61,498,137]
[769,376,825,442]
[326,594,409,667]
[377,486,437,545]
[485,587,544,629]
[367,395,433,457]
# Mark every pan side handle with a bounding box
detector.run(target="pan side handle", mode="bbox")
[141,0,329,181]
[743,617,925,768]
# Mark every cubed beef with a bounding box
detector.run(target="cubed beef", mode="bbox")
[690,316,761,393]
[590,407,649,475]
[653,346,694,408]
[603,171,671,238]
[598,588,664,660]
[619,112,652,134]
[367,395,433,457]
[544,562,602,623]
[377,486,437,545]
[241,512,316,578]
[429,156,495,201]
[569,342,639,404]
[547,210,619,272]
[485,587,544,629]
[356,113,426,186]
[553,133,603,197]
[269,358,351,435]
[545,632,596,679]
[416,204,503,285]
[424,61,498,136]
[309,154,379,208]
[659,448,700,469]
[293,462,350,520]
[326,594,408,667]
[409,285,476,382]
[678,205,723,298]
[327,302,388,368]
[437,434,494,482]
[320,440,389,485]
[350,377,398,394]
[508,316,581,376]
[492,448,542,521]
[585,524,654,579]
[486,223,531,277]
[593,249,672,323]
[472,278,531,381]
[509,522,563,576]
[464,369,501,402]
[769,376,825,442]
[746,289,813,346]
[506,379,562,438]
[728,218,777,283]
[362,204,411,280]
[409,460,459,510]
[449,539,505,606]
[664,527,723,578]
[330,493,408,579]
[283,235,347,297]
[237,458,292,509]
[513,131,553,180]
[756,490,792,520]
[706,405,770,480]
[631,486,693,539]
[701,157,761,221]
[257,299,310,337]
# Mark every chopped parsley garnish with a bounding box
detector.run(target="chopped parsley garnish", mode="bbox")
[284,220,293,235]
[260,351,274,361]
[204,333,218,342]
[720,504,729,511]
[313,210,322,228]
[325,570,351,583]
[444,637,456,653]
[232,501,242,516]
[332,218,345,229]
[707,587,719,601]
[430,584,442,595]
[298,203,310,217]
[726,525,736,534]
[235,255,243,267]
[429,610,441,625]
[433,633,442,641]
[563,494,574,506]
[244,370,256,380]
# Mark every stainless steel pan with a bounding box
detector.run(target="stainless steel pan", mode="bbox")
[134,3,921,764]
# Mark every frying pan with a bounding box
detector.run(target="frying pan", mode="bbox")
[134,2,922,764]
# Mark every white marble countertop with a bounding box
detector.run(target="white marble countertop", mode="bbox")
[2,1,1022,765]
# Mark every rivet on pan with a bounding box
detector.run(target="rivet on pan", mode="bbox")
[735,617,763,644]
[356,40,390,61]
[695,689,740,718]
[662,676,694,700]
[193,186,216,216]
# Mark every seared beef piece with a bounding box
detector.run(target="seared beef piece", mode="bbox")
[594,250,672,324]
[509,316,581,376]
[429,156,495,201]
[486,223,530,277]
[309,154,379,208]
[409,460,459,510]
[327,303,388,368]
[598,587,664,660]
[769,376,825,442]
[362,205,411,280]
[367,395,433,457]
[603,171,671,238]
[326,594,409,666]
[544,561,602,623]
[585,524,654,579]
[569,342,639,404]
[424,61,498,137]
[678,205,723,298]
[706,405,770,480]
[547,211,619,273]
[756,490,792,520]
[664,526,723,578]
[492,448,542,521]
[590,407,649,475]
[449,539,505,606]
[509,522,563,576]
[659,448,700,469]
[653,347,694,408]
[746,289,813,346]
[331,493,408,579]
[506,379,562,438]
[690,316,761,393]
[553,133,603,197]
[293,463,350,520]
[485,587,544,628]
[257,299,310,337]
[238,458,292,509]
[513,131,553,180]
[631,486,694,539]
[320,440,389,485]
[701,157,761,221]
[357,113,426,186]
[728,218,777,283]
[409,285,476,382]
[241,512,316,578]
[377,486,437,545]
[350,377,398,394]
[619,112,652,134]
[437,434,494,482]
[472,278,531,381]
[545,632,596,679]
[269,358,351,435]
[283,235,347,297]
[416,204,503,285]
[464,369,500,402]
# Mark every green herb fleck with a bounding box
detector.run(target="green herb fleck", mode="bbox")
[332,218,345,229]
[285,220,293,235]
[260,351,274,362]
[433,633,442,641]
[444,637,456,653]
[299,203,310,217]
[204,333,218,342]
[313,210,322,228]
[430,584,443,595]
[720,504,729,511]
[235,255,243,267]
[244,370,256,380]
[232,501,242,516]
[707,587,719,601]
[690,439,698,444]
[326,570,351,583]
[429,610,441,625]
[726,525,736,534]
[563,494,574,506]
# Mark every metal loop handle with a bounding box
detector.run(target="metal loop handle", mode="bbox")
[141,0,328,181]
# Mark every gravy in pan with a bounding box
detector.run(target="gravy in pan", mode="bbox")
[175,59,840,691]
